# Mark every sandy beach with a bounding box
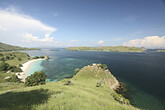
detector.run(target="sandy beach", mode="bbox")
[17,59,44,82]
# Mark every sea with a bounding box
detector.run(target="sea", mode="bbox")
[21,49,165,110]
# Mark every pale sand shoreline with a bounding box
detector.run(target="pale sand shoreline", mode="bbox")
[17,59,45,82]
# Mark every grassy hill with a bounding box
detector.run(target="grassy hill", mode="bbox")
[66,46,146,52]
[0,64,139,110]
[0,42,40,52]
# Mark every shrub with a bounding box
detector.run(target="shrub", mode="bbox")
[0,57,5,61]
[6,74,21,83]
[0,53,3,57]
[112,92,130,105]
[64,80,72,85]
[97,64,108,70]
[0,62,10,71]
[75,68,80,73]
[33,56,39,59]
[19,64,23,67]
[40,56,44,58]
[25,71,47,86]
[9,66,22,72]
[5,56,10,60]
[18,58,22,61]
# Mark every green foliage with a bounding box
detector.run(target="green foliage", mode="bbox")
[89,64,93,66]
[17,58,22,61]
[5,56,10,60]
[6,74,21,83]
[97,64,108,70]
[9,66,22,72]
[75,68,80,73]
[112,92,130,105]
[19,64,23,67]
[0,42,41,52]
[0,53,3,56]
[0,62,10,71]
[25,71,47,86]
[64,80,72,85]
[40,56,45,58]
[33,56,40,59]
[0,57,5,61]
[66,46,146,52]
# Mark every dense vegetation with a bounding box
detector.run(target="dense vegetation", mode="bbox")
[0,42,40,52]
[0,64,139,110]
[66,46,146,52]
[25,71,47,86]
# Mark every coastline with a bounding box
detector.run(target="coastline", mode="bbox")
[17,59,45,82]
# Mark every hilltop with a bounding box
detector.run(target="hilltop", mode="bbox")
[66,46,146,52]
[0,42,40,52]
[0,62,139,110]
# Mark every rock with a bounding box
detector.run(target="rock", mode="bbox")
[44,56,50,60]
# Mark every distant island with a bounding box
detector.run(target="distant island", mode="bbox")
[66,46,146,52]
[0,42,41,52]
[156,50,165,52]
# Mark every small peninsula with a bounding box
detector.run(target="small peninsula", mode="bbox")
[66,46,146,52]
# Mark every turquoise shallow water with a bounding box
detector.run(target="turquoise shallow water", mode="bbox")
[22,50,165,110]
[25,60,44,77]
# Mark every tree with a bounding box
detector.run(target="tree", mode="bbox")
[97,64,108,70]
[25,71,47,86]
[6,75,21,83]
[75,68,80,73]
[0,62,10,71]
[18,58,22,61]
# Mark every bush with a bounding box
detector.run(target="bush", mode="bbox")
[33,56,39,59]
[64,80,72,85]
[9,66,22,72]
[97,64,108,70]
[75,68,80,73]
[40,56,44,58]
[0,57,5,61]
[18,58,22,61]
[0,62,10,71]
[19,64,23,67]
[25,71,47,86]
[5,56,10,60]
[6,74,21,83]
[112,92,130,105]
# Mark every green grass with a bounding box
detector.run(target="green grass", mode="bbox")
[0,64,139,110]
[0,52,30,66]
[0,42,40,52]
[66,46,146,52]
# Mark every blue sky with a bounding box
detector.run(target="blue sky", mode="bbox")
[0,0,165,48]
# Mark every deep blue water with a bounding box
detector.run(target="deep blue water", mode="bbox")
[22,50,165,110]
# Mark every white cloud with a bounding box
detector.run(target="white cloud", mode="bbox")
[97,40,104,44]
[22,33,54,43]
[123,36,165,49]
[70,40,78,42]
[0,7,56,47]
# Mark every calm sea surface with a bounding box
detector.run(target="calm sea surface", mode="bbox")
[22,50,165,110]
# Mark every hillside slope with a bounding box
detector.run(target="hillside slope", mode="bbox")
[0,42,40,52]
[0,64,139,110]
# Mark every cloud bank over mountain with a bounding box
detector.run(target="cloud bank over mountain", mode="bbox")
[123,36,165,49]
